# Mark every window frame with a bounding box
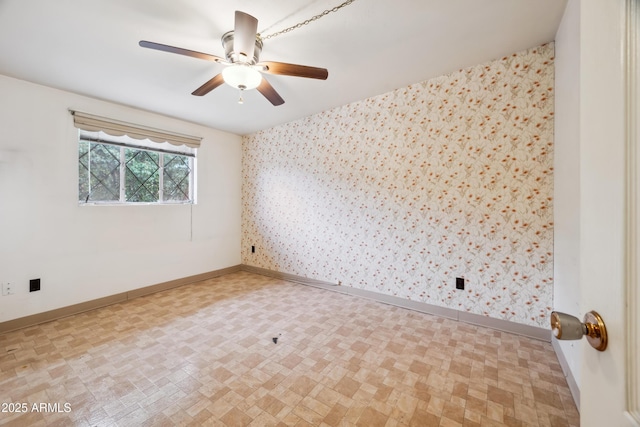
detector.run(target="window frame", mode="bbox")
[78,133,197,206]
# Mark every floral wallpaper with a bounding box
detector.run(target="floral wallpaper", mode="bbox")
[242,44,554,328]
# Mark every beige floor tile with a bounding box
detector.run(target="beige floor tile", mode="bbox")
[0,271,578,426]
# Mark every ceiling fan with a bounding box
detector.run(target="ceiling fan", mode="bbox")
[139,10,329,106]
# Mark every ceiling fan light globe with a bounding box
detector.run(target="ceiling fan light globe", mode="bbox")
[222,65,262,90]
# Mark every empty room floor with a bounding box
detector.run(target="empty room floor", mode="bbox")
[0,271,578,426]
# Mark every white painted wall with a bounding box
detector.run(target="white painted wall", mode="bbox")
[0,75,242,322]
[553,0,582,400]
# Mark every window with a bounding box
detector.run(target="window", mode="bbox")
[72,111,201,205]
[78,131,196,204]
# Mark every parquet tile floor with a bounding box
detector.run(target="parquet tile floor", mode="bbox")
[0,271,579,426]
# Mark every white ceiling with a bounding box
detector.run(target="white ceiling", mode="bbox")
[0,0,567,135]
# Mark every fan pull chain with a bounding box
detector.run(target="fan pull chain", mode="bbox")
[238,85,246,104]
[260,0,358,40]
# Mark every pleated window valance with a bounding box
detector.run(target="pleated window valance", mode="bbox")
[70,110,201,148]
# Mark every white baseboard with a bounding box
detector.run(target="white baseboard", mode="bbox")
[240,264,552,342]
[0,265,242,334]
[1,263,554,345]
[551,338,581,410]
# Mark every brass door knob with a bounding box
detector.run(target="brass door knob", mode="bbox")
[550,310,608,351]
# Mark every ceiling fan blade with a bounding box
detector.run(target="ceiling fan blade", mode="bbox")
[234,11,258,63]
[192,73,225,96]
[139,40,226,63]
[257,78,285,106]
[258,61,328,80]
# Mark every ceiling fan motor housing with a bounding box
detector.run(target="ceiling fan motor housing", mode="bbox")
[222,31,263,64]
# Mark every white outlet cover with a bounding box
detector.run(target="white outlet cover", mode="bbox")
[2,282,14,296]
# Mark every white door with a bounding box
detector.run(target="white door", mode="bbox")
[579,0,639,425]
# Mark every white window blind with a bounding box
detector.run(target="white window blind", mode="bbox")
[71,110,202,148]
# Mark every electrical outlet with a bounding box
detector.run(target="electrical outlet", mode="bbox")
[2,282,14,296]
[30,278,41,292]
[251,245,255,253]
[456,277,465,290]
